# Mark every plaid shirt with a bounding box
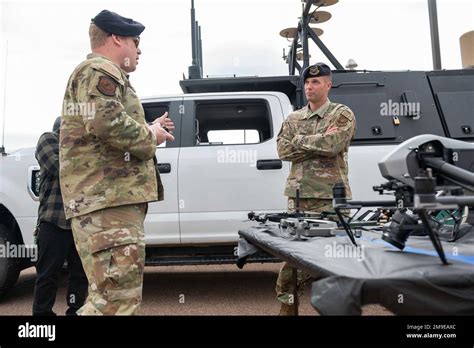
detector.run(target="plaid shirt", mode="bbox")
[35,131,70,230]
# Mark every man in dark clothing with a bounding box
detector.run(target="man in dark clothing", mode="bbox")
[32,117,88,316]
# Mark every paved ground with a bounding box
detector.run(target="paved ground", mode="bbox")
[0,262,393,316]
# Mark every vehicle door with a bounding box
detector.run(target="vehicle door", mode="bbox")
[142,98,182,245]
[177,94,288,244]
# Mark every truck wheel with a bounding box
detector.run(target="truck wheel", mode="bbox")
[0,224,22,299]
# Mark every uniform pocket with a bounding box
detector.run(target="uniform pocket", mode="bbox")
[88,229,137,254]
[87,229,140,294]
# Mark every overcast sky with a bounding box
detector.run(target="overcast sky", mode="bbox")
[0,0,473,151]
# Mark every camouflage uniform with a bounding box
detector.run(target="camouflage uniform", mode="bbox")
[275,99,356,314]
[60,53,163,315]
[70,204,146,315]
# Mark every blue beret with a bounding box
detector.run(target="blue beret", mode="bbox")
[302,62,332,80]
[92,10,145,37]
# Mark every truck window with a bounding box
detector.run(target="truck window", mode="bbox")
[144,103,169,124]
[193,100,272,146]
[142,101,182,149]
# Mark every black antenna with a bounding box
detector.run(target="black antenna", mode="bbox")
[428,0,442,70]
[198,23,203,74]
[188,0,203,79]
[1,40,8,155]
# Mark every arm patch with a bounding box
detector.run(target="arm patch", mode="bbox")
[336,108,354,127]
[97,75,118,96]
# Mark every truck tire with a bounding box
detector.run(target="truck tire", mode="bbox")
[0,224,22,299]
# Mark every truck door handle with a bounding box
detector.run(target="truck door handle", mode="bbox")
[157,163,171,174]
[257,159,282,170]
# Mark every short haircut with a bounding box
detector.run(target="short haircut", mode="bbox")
[89,23,109,49]
[321,74,332,83]
[304,75,332,84]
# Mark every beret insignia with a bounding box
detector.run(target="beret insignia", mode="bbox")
[309,66,320,76]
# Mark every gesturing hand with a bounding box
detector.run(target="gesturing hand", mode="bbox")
[148,122,175,145]
[153,112,175,133]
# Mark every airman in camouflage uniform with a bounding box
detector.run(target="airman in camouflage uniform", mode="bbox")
[275,63,356,315]
[59,10,174,315]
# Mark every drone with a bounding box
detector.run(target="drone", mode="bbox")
[333,134,474,265]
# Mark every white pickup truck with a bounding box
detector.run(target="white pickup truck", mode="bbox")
[0,90,389,296]
[1,67,472,296]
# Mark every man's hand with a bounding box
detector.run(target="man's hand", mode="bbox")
[148,122,175,145]
[152,112,175,133]
[325,125,338,136]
